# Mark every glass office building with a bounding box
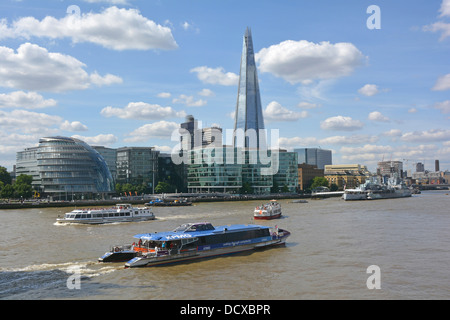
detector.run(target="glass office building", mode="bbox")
[233,27,265,149]
[294,148,332,169]
[16,136,114,200]
[273,151,298,192]
[116,147,159,190]
[187,146,243,193]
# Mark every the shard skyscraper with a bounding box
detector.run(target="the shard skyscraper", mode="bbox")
[233,27,266,149]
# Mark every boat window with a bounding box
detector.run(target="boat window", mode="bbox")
[81,214,86,219]
[75,214,81,219]
[115,212,120,217]
[125,212,130,216]
[120,212,124,217]
[135,211,138,215]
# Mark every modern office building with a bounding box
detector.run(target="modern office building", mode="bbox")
[416,162,425,172]
[16,136,114,200]
[294,148,332,169]
[201,126,223,147]
[116,147,159,190]
[233,27,265,149]
[15,146,41,190]
[273,150,298,192]
[180,115,200,151]
[187,146,244,193]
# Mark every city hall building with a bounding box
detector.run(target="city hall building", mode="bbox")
[16,136,114,200]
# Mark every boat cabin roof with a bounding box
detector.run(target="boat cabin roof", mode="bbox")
[134,222,270,242]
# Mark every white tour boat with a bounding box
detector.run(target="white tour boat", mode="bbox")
[254,200,282,220]
[56,203,155,224]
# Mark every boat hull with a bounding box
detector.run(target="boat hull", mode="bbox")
[253,213,282,220]
[56,216,155,225]
[99,250,137,262]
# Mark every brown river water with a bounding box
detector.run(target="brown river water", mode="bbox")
[1,190,449,300]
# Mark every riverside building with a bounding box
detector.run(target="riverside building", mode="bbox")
[16,136,114,200]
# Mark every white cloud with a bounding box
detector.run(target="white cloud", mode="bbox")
[90,72,123,86]
[320,116,364,131]
[153,145,174,153]
[125,121,180,142]
[101,102,186,119]
[401,129,450,142]
[182,22,191,30]
[432,74,450,91]
[157,92,171,98]
[440,0,450,17]
[368,111,390,122]
[382,129,402,138]
[297,101,320,109]
[72,134,118,146]
[340,143,440,167]
[424,22,450,40]
[434,100,450,113]
[255,40,365,84]
[60,120,88,132]
[83,0,132,4]
[358,84,379,96]
[172,94,207,107]
[318,135,378,145]
[263,101,308,123]
[4,7,177,51]
[0,91,57,109]
[0,43,122,92]
[0,109,62,134]
[198,89,215,97]
[424,1,450,40]
[278,136,318,149]
[190,66,239,86]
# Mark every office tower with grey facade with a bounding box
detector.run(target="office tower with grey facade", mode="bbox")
[294,148,332,169]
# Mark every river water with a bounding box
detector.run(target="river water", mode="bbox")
[1,191,449,300]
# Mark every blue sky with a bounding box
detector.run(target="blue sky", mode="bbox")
[0,0,449,173]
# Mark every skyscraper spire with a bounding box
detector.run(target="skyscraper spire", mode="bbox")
[233,27,265,149]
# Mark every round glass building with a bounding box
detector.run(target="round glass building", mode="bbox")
[37,136,114,200]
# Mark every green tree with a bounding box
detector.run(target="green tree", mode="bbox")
[310,177,329,190]
[240,182,252,194]
[281,184,289,193]
[14,183,33,199]
[330,183,339,191]
[15,174,33,185]
[155,181,174,193]
[0,166,12,185]
[0,184,14,198]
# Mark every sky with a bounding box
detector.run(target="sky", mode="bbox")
[0,0,449,173]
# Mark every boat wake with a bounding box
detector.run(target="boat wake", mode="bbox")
[0,261,121,299]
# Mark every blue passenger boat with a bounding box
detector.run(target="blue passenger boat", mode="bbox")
[98,222,290,267]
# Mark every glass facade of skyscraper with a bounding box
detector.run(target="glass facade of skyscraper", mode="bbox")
[234,28,265,149]
[294,148,332,169]
[16,136,114,200]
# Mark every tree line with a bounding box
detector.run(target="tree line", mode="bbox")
[0,166,34,199]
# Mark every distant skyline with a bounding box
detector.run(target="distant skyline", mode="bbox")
[0,1,449,173]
